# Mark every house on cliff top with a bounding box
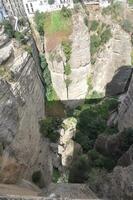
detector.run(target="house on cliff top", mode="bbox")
[22,0,74,17]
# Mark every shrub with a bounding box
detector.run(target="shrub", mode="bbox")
[40,54,58,101]
[32,171,42,184]
[23,45,32,55]
[84,17,89,27]
[121,128,133,152]
[48,0,55,4]
[101,28,112,44]
[69,155,89,183]
[90,34,100,56]
[3,20,14,38]
[65,78,72,88]
[121,19,133,33]
[34,11,45,35]
[74,98,118,152]
[14,31,27,44]
[90,20,99,31]
[61,7,72,18]
[52,168,61,183]
[39,117,61,142]
[62,40,72,62]
[88,149,116,171]
[64,63,71,75]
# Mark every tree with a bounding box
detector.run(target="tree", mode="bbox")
[3,20,14,38]
[69,155,89,183]
[48,0,55,4]
[34,11,45,35]
[121,19,133,33]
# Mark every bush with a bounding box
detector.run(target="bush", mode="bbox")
[14,31,27,44]
[65,78,72,88]
[74,98,118,152]
[69,155,89,183]
[64,63,71,75]
[62,40,72,62]
[52,168,61,183]
[3,20,14,38]
[24,45,32,55]
[34,11,45,35]
[39,117,61,142]
[101,28,112,44]
[90,34,100,56]
[88,149,116,171]
[32,171,42,184]
[121,128,133,152]
[121,19,133,33]
[48,0,55,4]
[84,17,89,27]
[61,7,72,18]
[90,20,99,31]
[40,54,58,101]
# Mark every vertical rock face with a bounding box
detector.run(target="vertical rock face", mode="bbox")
[0,32,52,185]
[118,74,133,131]
[45,10,90,105]
[93,24,131,94]
[68,12,90,101]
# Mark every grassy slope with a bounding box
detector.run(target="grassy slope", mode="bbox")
[44,11,72,51]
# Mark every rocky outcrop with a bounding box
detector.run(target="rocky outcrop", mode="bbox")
[106,66,132,96]
[0,30,52,185]
[45,9,90,105]
[118,73,133,131]
[58,117,82,168]
[93,24,131,94]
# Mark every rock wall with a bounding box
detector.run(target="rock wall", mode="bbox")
[93,24,131,94]
[0,29,52,185]
[45,9,90,106]
[118,74,133,131]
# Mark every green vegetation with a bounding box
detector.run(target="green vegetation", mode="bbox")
[3,20,14,38]
[64,63,71,75]
[120,128,133,152]
[14,31,27,44]
[61,6,72,18]
[102,2,123,21]
[90,21,112,64]
[84,17,89,27]
[65,78,72,88]
[52,168,61,183]
[74,98,118,152]
[0,66,11,80]
[88,149,116,171]
[32,171,42,184]
[62,40,72,62]
[90,20,99,31]
[23,45,32,55]
[34,11,45,35]
[128,0,133,6]
[48,0,55,4]
[39,117,61,142]
[69,155,89,183]
[121,19,133,33]
[44,9,72,35]
[40,54,58,101]
[62,40,72,87]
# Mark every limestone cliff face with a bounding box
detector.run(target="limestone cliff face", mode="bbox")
[0,29,52,185]
[45,10,90,105]
[93,24,131,94]
[118,73,133,131]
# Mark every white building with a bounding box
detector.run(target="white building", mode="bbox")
[22,0,74,17]
[83,0,111,7]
